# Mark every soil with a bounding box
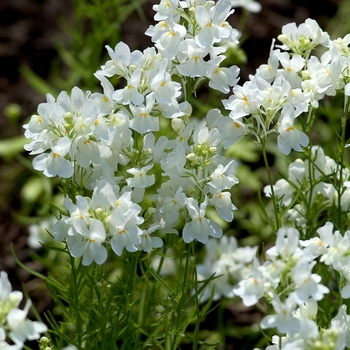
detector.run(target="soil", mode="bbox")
[0,0,343,347]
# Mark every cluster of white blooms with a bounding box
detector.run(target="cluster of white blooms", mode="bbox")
[223,18,350,154]
[23,0,245,264]
[196,235,257,302]
[0,272,47,349]
[235,224,350,349]
[264,145,350,227]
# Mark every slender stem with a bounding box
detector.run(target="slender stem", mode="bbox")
[69,255,83,346]
[261,138,280,232]
[337,114,347,229]
[191,242,200,350]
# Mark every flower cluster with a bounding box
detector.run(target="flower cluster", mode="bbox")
[234,225,350,349]
[23,0,244,264]
[0,272,47,349]
[196,235,257,302]
[264,145,350,227]
[224,18,350,154]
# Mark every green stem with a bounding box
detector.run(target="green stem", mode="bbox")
[261,138,280,232]
[190,242,200,350]
[337,114,347,229]
[69,255,83,346]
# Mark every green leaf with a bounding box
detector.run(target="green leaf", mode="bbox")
[0,136,27,160]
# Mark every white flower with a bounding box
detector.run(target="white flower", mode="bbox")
[100,41,131,77]
[112,68,144,105]
[130,94,159,133]
[299,221,334,260]
[155,21,187,59]
[257,42,279,82]
[7,300,47,345]
[0,328,21,350]
[0,272,23,317]
[183,197,222,244]
[143,133,168,163]
[276,51,305,88]
[126,165,155,188]
[208,160,238,193]
[277,104,309,155]
[135,224,163,253]
[233,257,265,307]
[223,80,260,117]
[230,0,262,13]
[195,0,236,47]
[266,227,302,260]
[264,179,294,206]
[291,259,329,303]
[210,190,236,222]
[260,294,299,333]
[176,39,219,77]
[70,219,108,266]
[91,73,116,114]
[150,67,182,105]
[208,65,240,94]
[32,137,74,178]
[109,208,143,255]
[27,216,57,249]
[159,186,187,225]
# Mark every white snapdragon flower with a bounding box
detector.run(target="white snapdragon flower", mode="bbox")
[210,190,236,222]
[208,160,238,193]
[183,197,222,244]
[195,0,236,47]
[276,51,305,88]
[266,227,302,261]
[260,294,299,333]
[257,42,279,83]
[233,257,266,307]
[223,79,260,118]
[64,195,91,236]
[153,20,187,59]
[70,219,108,266]
[264,179,294,206]
[126,165,155,188]
[230,0,262,13]
[159,186,187,225]
[291,258,329,303]
[221,114,246,149]
[308,55,342,96]
[32,137,74,178]
[196,236,256,303]
[109,208,143,255]
[27,216,57,249]
[112,68,144,106]
[91,73,116,114]
[150,68,182,105]
[299,221,334,260]
[130,94,159,134]
[0,328,21,350]
[320,229,348,268]
[176,39,220,77]
[208,65,240,94]
[0,272,23,319]
[7,300,47,345]
[73,135,101,168]
[161,141,187,177]
[277,104,309,155]
[135,224,163,253]
[143,133,168,163]
[100,41,131,77]
[152,0,179,21]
